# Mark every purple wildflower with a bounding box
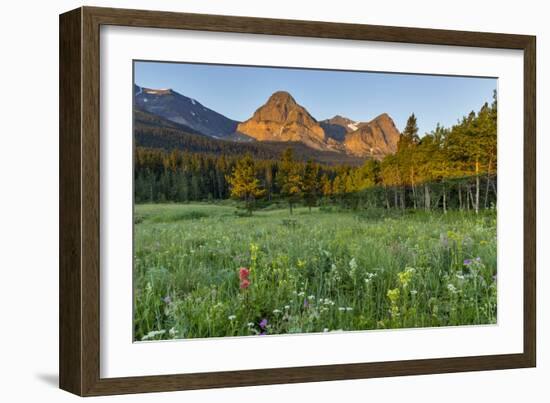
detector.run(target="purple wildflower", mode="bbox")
[259,318,268,329]
[259,331,267,336]
[303,298,309,308]
[463,259,473,266]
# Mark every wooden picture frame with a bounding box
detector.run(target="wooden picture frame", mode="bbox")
[59,6,536,396]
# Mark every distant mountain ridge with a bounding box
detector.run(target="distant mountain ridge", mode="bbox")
[235,91,400,158]
[134,108,365,165]
[133,86,401,159]
[134,85,239,138]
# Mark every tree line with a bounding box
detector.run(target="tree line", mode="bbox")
[135,93,497,214]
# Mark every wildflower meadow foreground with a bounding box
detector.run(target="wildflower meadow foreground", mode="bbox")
[134,203,497,341]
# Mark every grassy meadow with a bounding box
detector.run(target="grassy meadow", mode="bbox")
[133,203,497,341]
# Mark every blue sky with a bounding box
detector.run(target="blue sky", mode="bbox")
[134,61,497,136]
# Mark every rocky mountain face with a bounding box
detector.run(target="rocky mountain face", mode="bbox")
[134,85,238,138]
[236,91,400,158]
[236,91,332,151]
[320,115,360,141]
[344,114,400,158]
[134,86,401,159]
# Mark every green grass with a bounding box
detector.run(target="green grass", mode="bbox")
[134,203,497,341]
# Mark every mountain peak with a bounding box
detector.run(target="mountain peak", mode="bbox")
[267,91,297,105]
[373,112,391,121]
[344,113,400,158]
[236,91,328,149]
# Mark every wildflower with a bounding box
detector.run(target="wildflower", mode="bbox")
[345,307,353,312]
[259,319,268,329]
[298,291,305,297]
[387,288,400,304]
[364,272,376,284]
[456,274,465,280]
[387,288,401,318]
[247,322,255,327]
[338,307,346,312]
[463,259,473,266]
[447,283,458,294]
[323,328,329,332]
[239,267,250,280]
[398,267,415,288]
[308,295,315,300]
[228,315,236,321]
[273,309,282,314]
[349,258,358,271]
[162,296,172,304]
[238,267,251,289]
[284,305,290,310]
[259,331,267,336]
[297,259,306,268]
[303,298,309,308]
[410,290,418,296]
[169,327,178,337]
[141,329,166,341]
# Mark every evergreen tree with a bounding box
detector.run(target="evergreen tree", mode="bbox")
[226,154,266,215]
[302,160,320,212]
[276,148,303,214]
[320,174,332,197]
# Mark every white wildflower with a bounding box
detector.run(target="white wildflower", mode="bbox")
[349,258,358,270]
[447,284,458,294]
[141,329,166,341]
[228,315,237,321]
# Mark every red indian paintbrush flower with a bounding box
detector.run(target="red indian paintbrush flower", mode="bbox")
[239,267,251,289]
[239,267,250,280]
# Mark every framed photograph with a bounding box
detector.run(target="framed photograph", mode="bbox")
[59,6,536,396]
